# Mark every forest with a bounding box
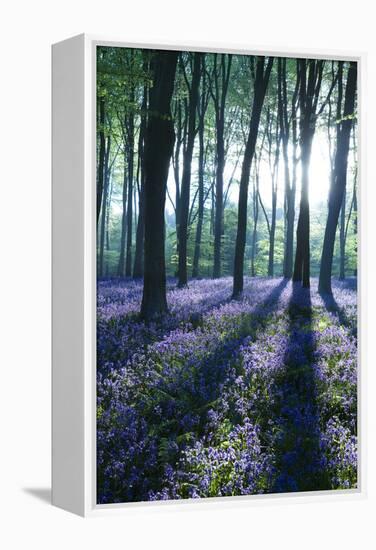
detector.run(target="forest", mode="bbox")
[96,46,358,504]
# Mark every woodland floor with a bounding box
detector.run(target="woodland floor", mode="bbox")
[96,277,357,503]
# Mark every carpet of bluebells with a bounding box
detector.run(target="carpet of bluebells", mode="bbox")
[97,277,357,503]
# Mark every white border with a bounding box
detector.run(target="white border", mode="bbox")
[53,33,367,517]
[52,34,87,516]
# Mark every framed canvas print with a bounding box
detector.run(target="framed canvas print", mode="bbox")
[52,34,365,516]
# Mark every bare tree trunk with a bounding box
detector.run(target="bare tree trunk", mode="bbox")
[353,137,358,277]
[105,176,113,277]
[293,59,325,288]
[268,189,278,276]
[293,149,311,287]
[133,181,144,278]
[210,176,215,237]
[140,51,178,320]
[192,61,208,278]
[213,125,224,278]
[133,72,148,279]
[133,62,149,279]
[266,106,281,277]
[117,149,127,277]
[125,87,135,276]
[335,62,346,281]
[172,95,184,265]
[279,58,299,279]
[319,62,357,294]
[97,95,106,225]
[343,179,356,275]
[233,57,274,298]
[177,53,201,287]
[99,134,111,278]
[192,134,204,279]
[339,192,346,279]
[212,54,232,279]
[250,160,260,277]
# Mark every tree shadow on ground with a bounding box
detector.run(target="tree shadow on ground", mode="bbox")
[249,277,289,319]
[191,278,290,410]
[104,279,290,502]
[320,290,356,336]
[271,283,329,493]
[152,278,290,428]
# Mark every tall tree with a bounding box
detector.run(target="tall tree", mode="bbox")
[125,62,135,276]
[105,175,113,277]
[140,50,178,320]
[177,53,201,287]
[98,133,111,277]
[293,59,331,287]
[339,192,346,279]
[336,62,346,281]
[342,171,357,279]
[117,55,133,278]
[326,62,347,280]
[210,54,232,279]
[319,61,357,294]
[133,59,149,278]
[265,104,281,277]
[250,151,262,277]
[192,58,210,278]
[278,58,300,279]
[117,147,128,277]
[97,94,106,225]
[232,56,274,298]
[171,90,187,266]
[247,108,267,278]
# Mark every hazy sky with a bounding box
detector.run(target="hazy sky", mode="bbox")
[164,125,356,216]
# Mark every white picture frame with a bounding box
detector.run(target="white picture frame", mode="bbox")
[52,33,367,517]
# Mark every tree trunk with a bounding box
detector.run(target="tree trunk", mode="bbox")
[339,192,346,279]
[343,180,356,277]
[177,53,201,287]
[133,63,149,279]
[283,166,296,279]
[250,161,260,277]
[212,54,232,279]
[319,62,357,294]
[191,133,204,278]
[293,147,311,287]
[133,75,148,278]
[293,59,325,288]
[267,106,281,277]
[125,90,135,276]
[172,96,183,266]
[280,58,299,279]
[213,125,224,278]
[133,180,145,278]
[117,149,127,277]
[97,96,106,225]
[140,51,178,320]
[105,176,113,277]
[192,63,207,278]
[98,135,111,278]
[268,190,278,276]
[232,57,274,298]
[353,168,358,277]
